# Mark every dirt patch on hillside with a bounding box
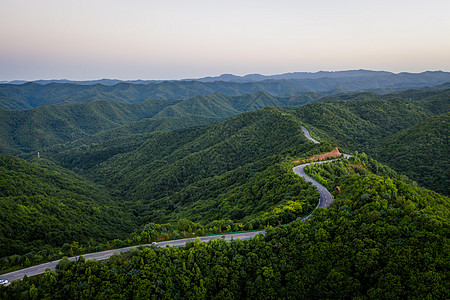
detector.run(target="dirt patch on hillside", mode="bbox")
[292,147,341,163]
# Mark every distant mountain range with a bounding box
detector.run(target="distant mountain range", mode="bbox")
[0,79,163,86]
[1,70,449,110]
[1,70,449,85]
[189,69,395,83]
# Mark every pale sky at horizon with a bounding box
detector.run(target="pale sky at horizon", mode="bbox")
[1,0,449,81]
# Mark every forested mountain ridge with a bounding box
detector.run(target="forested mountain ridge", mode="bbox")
[28,89,446,207]
[0,99,180,155]
[0,106,333,259]
[151,92,289,118]
[52,108,334,226]
[39,91,448,228]
[1,70,449,110]
[388,87,450,114]
[288,94,449,194]
[2,88,448,158]
[0,92,305,156]
[290,97,432,153]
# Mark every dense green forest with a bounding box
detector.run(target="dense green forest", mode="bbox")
[290,97,432,152]
[0,99,180,155]
[43,89,449,200]
[376,113,449,195]
[1,154,448,299]
[52,107,334,226]
[286,90,449,193]
[0,92,310,155]
[0,156,136,257]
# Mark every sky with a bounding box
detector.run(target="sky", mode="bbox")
[1,0,450,81]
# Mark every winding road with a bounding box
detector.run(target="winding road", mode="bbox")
[0,126,348,283]
[301,126,319,144]
[293,156,350,220]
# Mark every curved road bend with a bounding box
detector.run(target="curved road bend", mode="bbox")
[301,126,319,144]
[293,160,336,220]
[0,126,348,283]
[297,125,351,220]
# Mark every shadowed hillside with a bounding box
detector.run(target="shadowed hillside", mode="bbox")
[376,113,449,195]
[0,156,136,257]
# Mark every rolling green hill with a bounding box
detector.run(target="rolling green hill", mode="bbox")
[41,89,448,221]
[290,97,432,153]
[0,99,180,155]
[152,92,291,118]
[0,92,306,156]
[52,108,333,226]
[0,106,336,260]
[45,91,448,227]
[5,88,447,159]
[288,94,449,194]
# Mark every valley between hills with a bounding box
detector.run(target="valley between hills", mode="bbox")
[0,126,339,282]
[0,77,448,298]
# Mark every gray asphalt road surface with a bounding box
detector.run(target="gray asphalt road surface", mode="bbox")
[0,230,265,282]
[301,126,319,144]
[293,161,334,219]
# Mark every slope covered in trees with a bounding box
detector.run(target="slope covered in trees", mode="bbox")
[287,90,449,194]
[0,85,448,299]
[2,154,447,299]
[0,90,315,155]
[0,99,180,155]
[290,97,433,152]
[41,89,448,219]
[292,89,449,194]
[0,156,136,257]
[0,92,313,156]
[0,105,334,264]
[51,108,334,226]
[0,87,448,276]
[376,113,449,195]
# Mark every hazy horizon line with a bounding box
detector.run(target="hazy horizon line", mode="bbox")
[2,68,449,83]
